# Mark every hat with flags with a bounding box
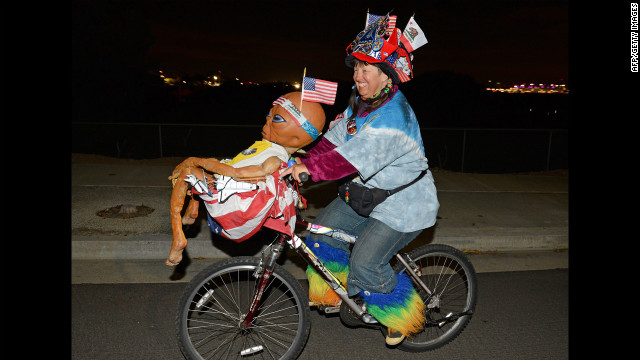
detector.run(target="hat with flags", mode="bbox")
[345,11,428,84]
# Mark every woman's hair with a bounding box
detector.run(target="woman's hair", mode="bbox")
[347,58,392,120]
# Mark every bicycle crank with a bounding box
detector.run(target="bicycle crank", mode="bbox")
[426,310,475,327]
[339,300,379,329]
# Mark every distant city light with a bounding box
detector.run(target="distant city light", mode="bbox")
[486,81,568,94]
[156,70,567,95]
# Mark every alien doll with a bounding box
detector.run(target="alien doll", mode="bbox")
[166,92,326,266]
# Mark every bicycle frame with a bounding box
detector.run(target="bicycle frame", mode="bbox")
[239,216,438,330]
[176,175,478,360]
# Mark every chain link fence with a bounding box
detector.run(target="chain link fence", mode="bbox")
[72,122,567,174]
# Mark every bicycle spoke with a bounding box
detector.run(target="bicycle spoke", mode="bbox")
[393,245,477,352]
[178,258,309,360]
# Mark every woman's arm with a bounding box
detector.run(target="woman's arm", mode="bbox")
[300,149,358,181]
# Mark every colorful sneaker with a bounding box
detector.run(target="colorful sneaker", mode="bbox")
[385,327,406,346]
[361,273,426,340]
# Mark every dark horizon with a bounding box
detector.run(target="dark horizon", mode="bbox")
[72,0,569,87]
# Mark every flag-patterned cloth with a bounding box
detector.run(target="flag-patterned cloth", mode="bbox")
[302,77,338,105]
[192,165,297,242]
[396,68,411,83]
[366,13,381,27]
[386,15,397,36]
[366,13,397,36]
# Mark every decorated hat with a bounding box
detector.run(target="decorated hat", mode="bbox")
[345,12,428,84]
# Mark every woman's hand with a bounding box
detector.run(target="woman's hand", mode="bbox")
[279,163,310,183]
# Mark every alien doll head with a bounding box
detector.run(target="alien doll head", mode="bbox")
[262,92,326,153]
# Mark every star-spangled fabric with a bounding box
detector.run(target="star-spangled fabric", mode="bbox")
[190,141,297,242]
[366,13,396,36]
[366,13,382,26]
[347,12,425,84]
[302,77,338,105]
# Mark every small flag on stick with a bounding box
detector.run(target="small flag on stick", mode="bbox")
[302,77,338,105]
[365,12,397,36]
[400,16,428,53]
[300,67,307,111]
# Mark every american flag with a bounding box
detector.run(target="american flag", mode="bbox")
[396,69,411,83]
[366,13,397,36]
[386,15,397,36]
[193,168,297,242]
[366,13,382,27]
[302,77,338,105]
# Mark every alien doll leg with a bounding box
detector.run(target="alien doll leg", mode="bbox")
[166,167,195,266]
[182,196,200,225]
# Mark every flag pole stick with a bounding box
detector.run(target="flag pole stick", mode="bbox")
[300,67,306,112]
[365,8,369,28]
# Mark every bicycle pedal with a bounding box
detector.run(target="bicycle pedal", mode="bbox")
[361,313,379,324]
[308,302,340,314]
[322,306,340,314]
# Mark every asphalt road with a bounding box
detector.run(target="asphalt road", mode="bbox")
[71,269,568,360]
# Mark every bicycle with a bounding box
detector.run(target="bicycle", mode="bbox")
[174,173,477,360]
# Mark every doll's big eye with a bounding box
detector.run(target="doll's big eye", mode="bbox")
[272,114,285,123]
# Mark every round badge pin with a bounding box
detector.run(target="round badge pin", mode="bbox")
[373,38,384,51]
[347,119,357,135]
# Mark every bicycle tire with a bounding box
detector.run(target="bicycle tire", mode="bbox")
[176,256,311,360]
[393,244,478,352]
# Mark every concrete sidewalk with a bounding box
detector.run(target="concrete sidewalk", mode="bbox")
[71,154,569,283]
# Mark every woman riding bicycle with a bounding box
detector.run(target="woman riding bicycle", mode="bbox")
[280,13,439,346]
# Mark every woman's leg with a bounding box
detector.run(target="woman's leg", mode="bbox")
[305,197,366,305]
[347,219,422,296]
[346,219,425,344]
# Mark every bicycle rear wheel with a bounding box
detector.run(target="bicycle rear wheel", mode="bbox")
[393,244,477,352]
[176,256,310,360]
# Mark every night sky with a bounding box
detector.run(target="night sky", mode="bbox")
[73,0,569,87]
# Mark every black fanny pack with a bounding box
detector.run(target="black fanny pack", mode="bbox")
[337,170,427,217]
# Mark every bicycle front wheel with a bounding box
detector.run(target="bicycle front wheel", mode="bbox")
[393,244,478,352]
[176,256,310,360]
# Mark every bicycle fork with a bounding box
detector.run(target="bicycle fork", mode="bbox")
[239,237,284,330]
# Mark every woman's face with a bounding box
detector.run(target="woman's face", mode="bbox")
[352,62,389,100]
